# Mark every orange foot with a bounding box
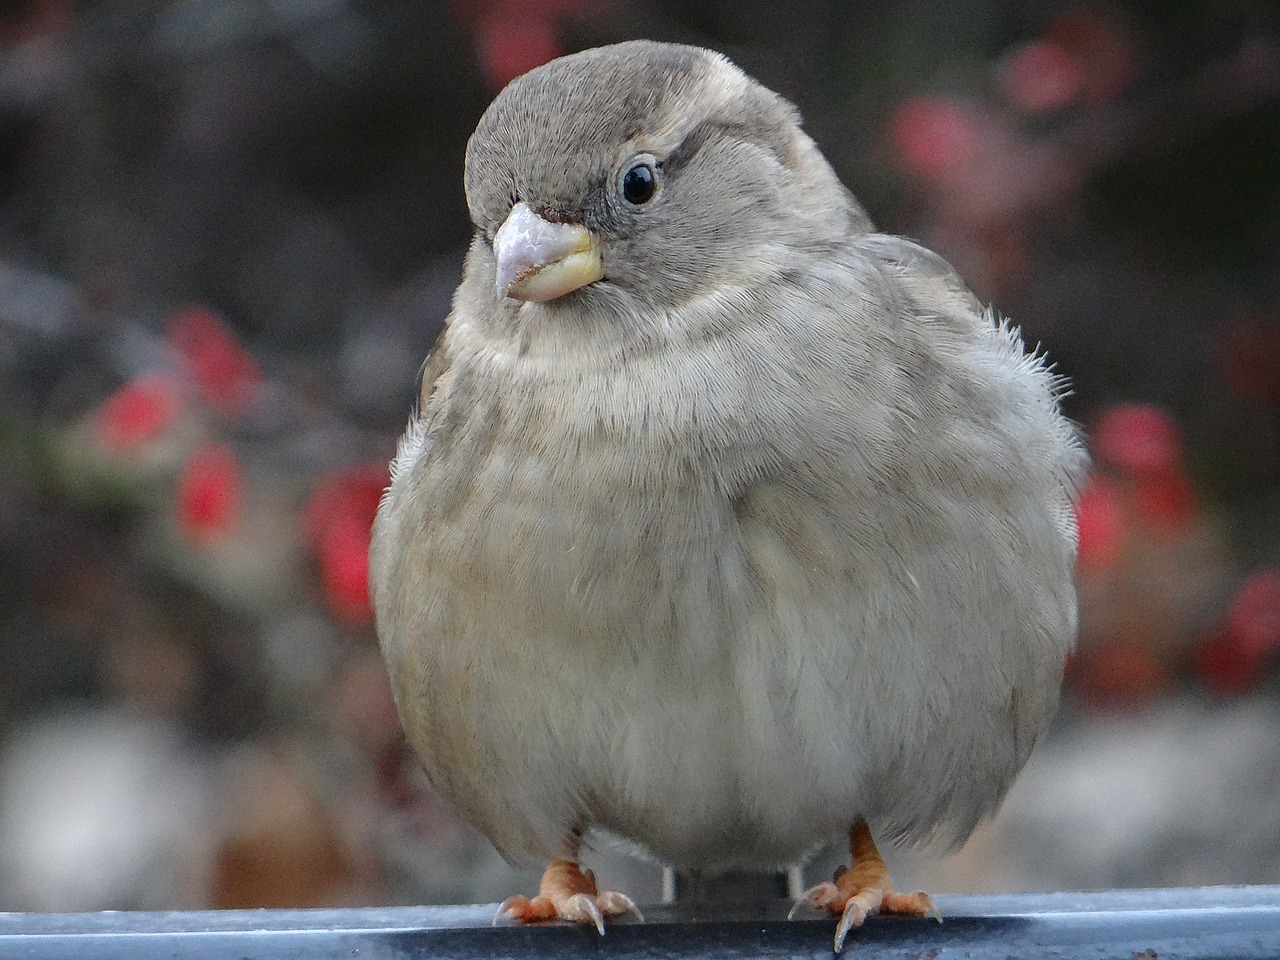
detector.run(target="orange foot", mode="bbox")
[495,859,643,935]
[790,819,941,952]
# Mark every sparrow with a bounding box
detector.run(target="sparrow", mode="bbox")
[370,39,1087,953]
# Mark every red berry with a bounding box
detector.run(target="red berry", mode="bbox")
[475,13,561,91]
[166,307,262,417]
[1132,471,1196,531]
[889,97,981,181]
[303,463,390,624]
[176,444,243,542]
[1197,570,1280,695]
[1067,641,1168,712]
[1046,9,1141,103]
[1218,313,1280,404]
[1075,475,1127,573]
[318,515,375,624]
[1001,39,1085,113]
[95,373,182,452]
[1091,403,1185,477]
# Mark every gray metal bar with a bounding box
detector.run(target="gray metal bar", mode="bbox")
[0,887,1277,959]
[662,867,802,902]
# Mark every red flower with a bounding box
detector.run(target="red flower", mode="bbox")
[474,13,561,91]
[889,97,981,182]
[303,463,390,624]
[1091,403,1185,478]
[1066,640,1169,712]
[317,514,377,624]
[95,372,183,452]
[1091,403,1197,532]
[1131,471,1196,529]
[1217,312,1280,404]
[1000,39,1085,113]
[176,444,243,543]
[1197,570,1280,695]
[1075,475,1127,573]
[166,307,262,417]
[0,0,70,46]
[451,0,586,92]
[1046,8,1141,104]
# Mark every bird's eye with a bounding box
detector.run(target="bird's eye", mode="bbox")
[620,160,658,205]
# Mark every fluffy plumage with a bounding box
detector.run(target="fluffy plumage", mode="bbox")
[371,37,1085,910]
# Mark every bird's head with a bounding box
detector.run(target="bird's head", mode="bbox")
[460,41,869,325]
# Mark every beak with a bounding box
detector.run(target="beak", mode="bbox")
[493,202,604,302]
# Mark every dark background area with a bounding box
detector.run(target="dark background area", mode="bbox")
[0,0,1277,910]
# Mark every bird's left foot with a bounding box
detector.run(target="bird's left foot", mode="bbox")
[495,859,643,935]
[789,820,941,952]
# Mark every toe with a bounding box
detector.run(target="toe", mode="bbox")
[597,890,644,922]
[790,880,843,918]
[882,889,942,921]
[495,859,643,934]
[559,892,606,935]
[495,894,556,925]
[833,888,884,953]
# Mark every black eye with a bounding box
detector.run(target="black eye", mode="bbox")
[621,161,657,205]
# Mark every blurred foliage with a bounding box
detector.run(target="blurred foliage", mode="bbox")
[0,0,1277,911]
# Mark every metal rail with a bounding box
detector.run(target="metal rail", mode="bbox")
[0,886,1277,959]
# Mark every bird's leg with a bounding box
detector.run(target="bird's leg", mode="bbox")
[790,819,940,952]
[495,845,643,934]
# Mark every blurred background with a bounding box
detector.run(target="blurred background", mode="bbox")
[0,0,1277,913]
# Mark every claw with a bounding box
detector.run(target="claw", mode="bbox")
[494,894,534,926]
[833,908,855,954]
[834,916,855,957]
[884,889,942,923]
[788,881,841,920]
[791,821,944,951]
[565,892,606,935]
[788,886,818,921]
[918,892,942,923]
[926,895,941,923]
[495,859,641,934]
[832,892,875,953]
[599,890,645,923]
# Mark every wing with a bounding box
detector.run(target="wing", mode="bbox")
[729,232,1087,846]
[385,327,450,493]
[411,327,452,422]
[370,327,451,633]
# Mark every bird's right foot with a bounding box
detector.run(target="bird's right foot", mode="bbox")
[788,820,940,952]
[494,859,643,935]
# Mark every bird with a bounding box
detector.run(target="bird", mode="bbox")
[369,39,1087,953]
